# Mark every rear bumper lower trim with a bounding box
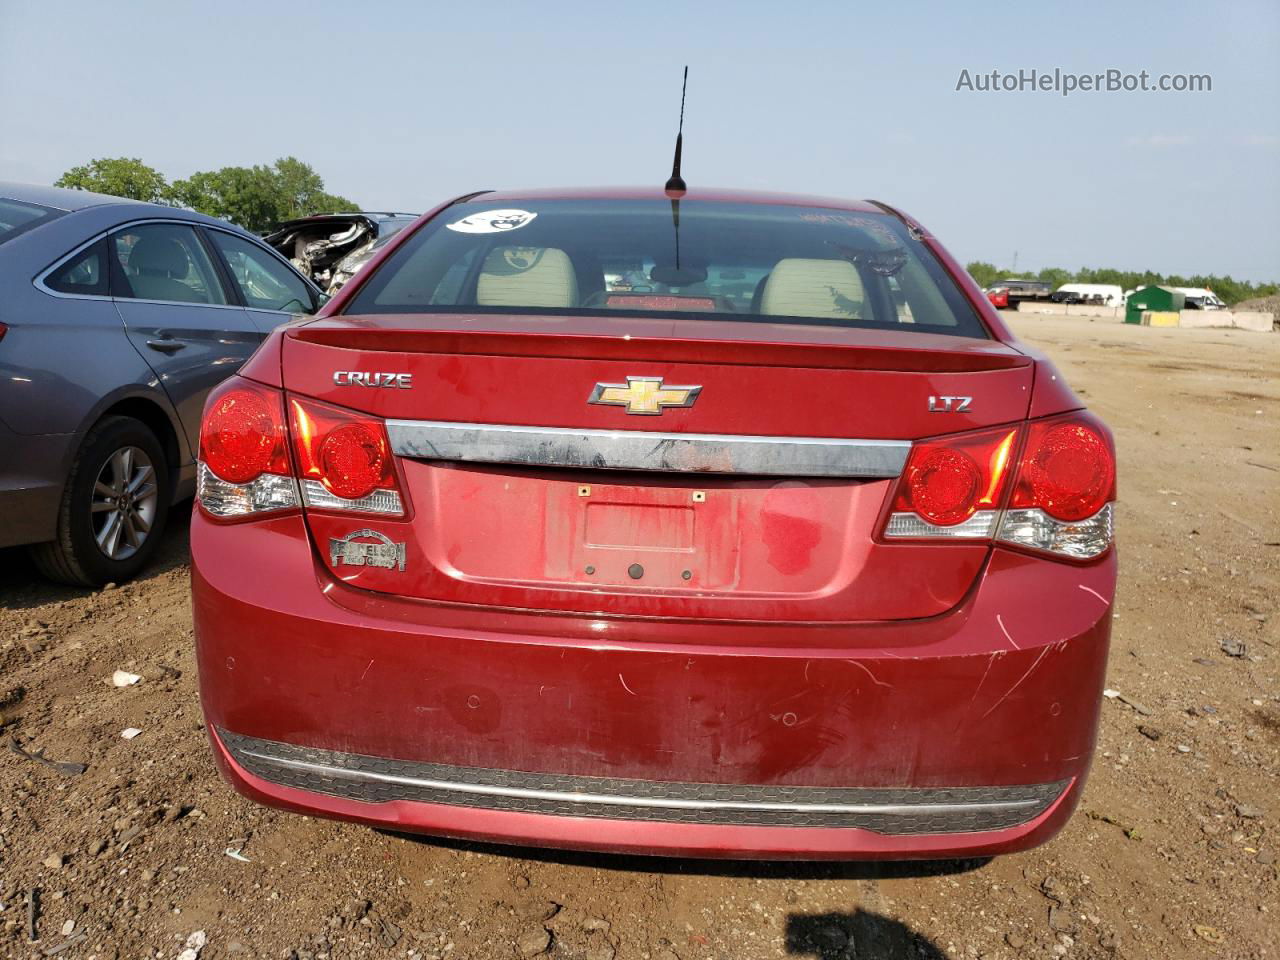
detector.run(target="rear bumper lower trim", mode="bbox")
[219,729,1066,834]
[385,419,910,478]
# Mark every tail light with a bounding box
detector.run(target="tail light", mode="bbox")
[197,380,298,519]
[289,396,404,515]
[883,412,1115,559]
[997,412,1115,559]
[884,426,1017,539]
[196,378,405,520]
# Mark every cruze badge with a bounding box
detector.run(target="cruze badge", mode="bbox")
[589,377,701,415]
[333,371,413,388]
[928,395,973,413]
[329,529,406,571]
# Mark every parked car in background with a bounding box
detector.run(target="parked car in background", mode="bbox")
[999,278,1053,305]
[193,186,1117,860]
[327,226,409,294]
[263,212,417,291]
[1173,287,1227,310]
[985,285,1009,309]
[1051,284,1123,306]
[0,182,324,585]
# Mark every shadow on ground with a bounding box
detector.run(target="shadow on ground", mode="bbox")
[392,830,989,881]
[786,910,949,958]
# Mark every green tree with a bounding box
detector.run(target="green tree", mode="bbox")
[55,157,169,203]
[966,261,1001,289]
[169,157,357,231]
[272,156,357,219]
[1035,267,1072,290]
[169,165,284,232]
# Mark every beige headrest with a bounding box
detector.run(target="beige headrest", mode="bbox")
[477,247,578,308]
[759,258,865,319]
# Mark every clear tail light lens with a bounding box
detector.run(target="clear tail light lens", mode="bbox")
[197,466,299,518]
[289,396,404,516]
[197,379,298,519]
[997,505,1114,560]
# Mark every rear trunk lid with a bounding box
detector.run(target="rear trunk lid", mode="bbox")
[282,314,1032,622]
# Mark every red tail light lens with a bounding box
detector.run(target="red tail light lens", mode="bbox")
[199,380,289,483]
[891,426,1018,527]
[289,396,402,510]
[1010,414,1115,522]
[906,449,982,525]
[317,422,389,499]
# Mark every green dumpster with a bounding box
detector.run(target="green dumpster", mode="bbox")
[1125,286,1186,324]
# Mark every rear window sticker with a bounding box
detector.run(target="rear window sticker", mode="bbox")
[446,209,538,234]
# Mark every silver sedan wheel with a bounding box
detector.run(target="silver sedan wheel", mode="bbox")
[91,445,159,561]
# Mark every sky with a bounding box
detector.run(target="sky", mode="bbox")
[2,0,1277,282]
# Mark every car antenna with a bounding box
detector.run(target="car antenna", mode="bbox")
[664,66,689,194]
[665,66,688,271]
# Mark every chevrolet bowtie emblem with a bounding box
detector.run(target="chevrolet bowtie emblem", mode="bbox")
[588,377,702,415]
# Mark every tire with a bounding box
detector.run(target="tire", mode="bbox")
[30,416,171,587]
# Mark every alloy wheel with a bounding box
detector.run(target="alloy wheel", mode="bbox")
[91,445,159,561]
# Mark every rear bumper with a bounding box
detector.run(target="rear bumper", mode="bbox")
[193,511,1115,859]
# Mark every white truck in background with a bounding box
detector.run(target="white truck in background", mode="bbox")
[1172,287,1228,310]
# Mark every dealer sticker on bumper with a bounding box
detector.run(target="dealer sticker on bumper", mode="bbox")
[329,529,407,572]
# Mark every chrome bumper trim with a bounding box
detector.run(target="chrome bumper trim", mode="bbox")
[220,729,1066,834]
[385,419,910,478]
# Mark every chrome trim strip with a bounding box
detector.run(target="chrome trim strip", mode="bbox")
[219,729,1067,833]
[386,420,910,478]
[241,747,1043,816]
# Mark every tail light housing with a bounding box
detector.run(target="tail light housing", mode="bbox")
[883,412,1115,559]
[197,380,298,519]
[998,412,1115,559]
[289,396,403,516]
[884,426,1017,539]
[196,377,405,520]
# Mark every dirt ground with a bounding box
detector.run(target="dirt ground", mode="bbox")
[1,314,1277,960]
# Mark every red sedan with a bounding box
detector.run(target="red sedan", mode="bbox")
[192,188,1116,860]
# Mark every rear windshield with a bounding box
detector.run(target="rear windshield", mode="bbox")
[0,197,62,245]
[344,199,988,338]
